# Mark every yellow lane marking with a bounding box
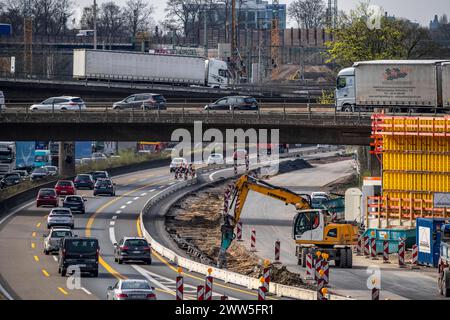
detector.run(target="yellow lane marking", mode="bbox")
[31,242,36,249]
[32,232,36,237]
[58,287,68,295]
[34,255,39,262]
[36,223,41,228]
[99,257,126,281]
[42,269,50,277]
[136,217,276,299]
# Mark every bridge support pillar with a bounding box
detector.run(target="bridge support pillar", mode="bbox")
[58,142,76,177]
[368,152,381,177]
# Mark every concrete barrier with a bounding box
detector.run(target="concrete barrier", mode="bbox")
[139,177,353,300]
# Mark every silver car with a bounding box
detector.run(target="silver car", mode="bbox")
[47,208,74,229]
[107,279,156,300]
[43,227,73,254]
[30,96,86,112]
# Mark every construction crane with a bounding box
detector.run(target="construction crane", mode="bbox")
[270,0,280,81]
[218,174,359,268]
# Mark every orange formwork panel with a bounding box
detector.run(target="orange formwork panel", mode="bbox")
[370,114,450,225]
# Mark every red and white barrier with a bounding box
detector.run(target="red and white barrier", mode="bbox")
[305,253,314,280]
[236,222,243,241]
[205,275,213,300]
[250,228,256,252]
[411,244,419,269]
[176,275,183,300]
[316,270,326,300]
[363,236,370,256]
[371,237,378,260]
[321,257,329,285]
[331,211,337,222]
[197,285,204,300]
[356,237,363,256]
[383,240,390,263]
[274,239,280,262]
[262,267,270,292]
[398,241,406,268]
[372,287,380,300]
[314,254,322,280]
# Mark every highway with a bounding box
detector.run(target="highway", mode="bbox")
[0,164,278,300]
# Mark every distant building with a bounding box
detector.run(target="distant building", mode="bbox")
[430,14,449,30]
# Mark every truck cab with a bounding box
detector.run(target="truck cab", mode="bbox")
[206,59,228,89]
[335,67,356,112]
[34,150,52,168]
[0,141,15,177]
[438,224,450,297]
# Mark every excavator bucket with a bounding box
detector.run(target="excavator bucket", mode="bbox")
[220,219,236,251]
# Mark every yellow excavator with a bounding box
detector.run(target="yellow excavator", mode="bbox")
[219,174,360,268]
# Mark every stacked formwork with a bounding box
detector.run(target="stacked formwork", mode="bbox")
[369,115,450,227]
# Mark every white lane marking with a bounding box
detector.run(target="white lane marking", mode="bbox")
[133,197,139,200]
[109,227,117,245]
[120,206,126,209]
[126,201,133,205]
[53,256,58,262]
[132,265,174,294]
[140,193,147,196]
[169,182,176,185]
[81,287,92,295]
[112,216,118,220]
[110,221,115,226]
[158,186,164,189]
[148,189,156,193]
[115,210,122,214]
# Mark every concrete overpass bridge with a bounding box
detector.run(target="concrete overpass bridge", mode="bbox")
[0,108,372,145]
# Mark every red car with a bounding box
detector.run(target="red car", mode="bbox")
[36,188,58,207]
[55,180,76,196]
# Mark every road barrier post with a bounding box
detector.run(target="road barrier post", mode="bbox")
[314,251,322,280]
[205,269,213,300]
[363,235,370,257]
[245,154,249,172]
[274,239,280,262]
[176,267,183,301]
[356,237,363,256]
[383,240,390,263]
[398,241,406,268]
[220,295,228,300]
[197,285,205,300]
[236,222,243,241]
[305,252,314,280]
[371,237,378,260]
[321,253,329,285]
[262,260,270,292]
[317,270,325,300]
[250,228,256,252]
[258,277,266,300]
[372,287,380,300]
[410,244,419,269]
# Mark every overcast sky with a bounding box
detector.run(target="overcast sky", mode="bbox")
[75,0,449,28]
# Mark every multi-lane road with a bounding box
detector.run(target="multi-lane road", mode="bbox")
[0,164,280,300]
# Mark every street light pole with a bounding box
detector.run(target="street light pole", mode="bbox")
[93,0,97,50]
[204,3,208,58]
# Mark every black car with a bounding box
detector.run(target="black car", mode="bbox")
[74,174,95,189]
[58,237,99,277]
[204,96,259,111]
[93,178,116,196]
[91,171,109,182]
[114,237,152,265]
[112,93,166,110]
[0,173,21,188]
[63,195,86,214]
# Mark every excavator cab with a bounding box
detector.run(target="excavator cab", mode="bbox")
[292,210,325,243]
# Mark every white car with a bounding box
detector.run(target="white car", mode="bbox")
[43,227,73,254]
[169,158,187,172]
[91,152,107,161]
[43,165,58,176]
[30,96,87,112]
[47,208,74,229]
[207,153,224,165]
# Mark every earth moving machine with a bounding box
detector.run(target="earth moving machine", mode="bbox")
[438,224,450,297]
[218,174,360,268]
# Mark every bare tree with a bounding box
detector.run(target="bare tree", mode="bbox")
[288,0,325,29]
[164,0,202,43]
[99,1,125,42]
[79,6,94,30]
[123,0,154,38]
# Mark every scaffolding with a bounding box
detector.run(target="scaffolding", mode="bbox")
[369,114,450,227]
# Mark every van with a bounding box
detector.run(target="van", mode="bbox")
[58,237,99,277]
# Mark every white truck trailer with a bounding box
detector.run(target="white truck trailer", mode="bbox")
[73,49,229,89]
[335,60,450,112]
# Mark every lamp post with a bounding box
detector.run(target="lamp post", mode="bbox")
[93,0,97,49]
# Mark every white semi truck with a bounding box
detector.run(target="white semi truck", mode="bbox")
[73,49,229,89]
[335,60,450,112]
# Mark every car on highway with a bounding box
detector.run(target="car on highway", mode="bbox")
[55,180,76,196]
[43,165,58,176]
[204,96,259,111]
[29,96,87,112]
[63,195,86,214]
[93,178,116,196]
[11,169,30,181]
[58,236,99,277]
[207,153,224,165]
[91,170,109,182]
[113,237,152,265]
[43,227,73,255]
[91,152,107,161]
[47,207,74,229]
[169,157,187,172]
[0,90,5,111]
[107,279,156,300]
[0,173,21,188]
[112,93,166,110]
[30,167,49,181]
[74,174,95,189]
[36,188,58,207]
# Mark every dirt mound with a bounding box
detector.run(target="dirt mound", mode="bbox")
[276,158,313,174]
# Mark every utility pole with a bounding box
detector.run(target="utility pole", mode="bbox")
[93,0,97,49]
[203,2,208,58]
[23,0,33,76]
[231,0,236,65]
